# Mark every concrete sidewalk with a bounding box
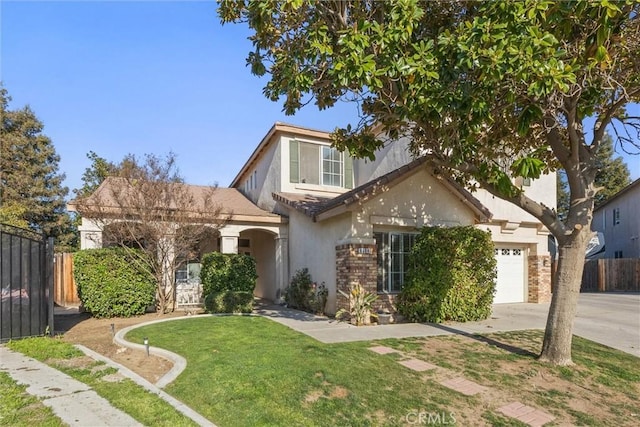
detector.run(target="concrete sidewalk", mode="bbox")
[257,293,640,357]
[0,346,141,426]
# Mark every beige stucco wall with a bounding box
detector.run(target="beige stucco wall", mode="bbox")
[240,229,277,300]
[353,168,478,239]
[287,210,352,314]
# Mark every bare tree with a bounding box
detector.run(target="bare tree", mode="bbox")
[72,153,228,313]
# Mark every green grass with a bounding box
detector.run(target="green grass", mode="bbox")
[127,316,640,427]
[0,371,64,427]
[6,337,197,427]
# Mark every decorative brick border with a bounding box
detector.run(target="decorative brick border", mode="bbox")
[335,243,377,314]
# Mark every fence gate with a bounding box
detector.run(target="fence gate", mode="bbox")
[0,224,54,342]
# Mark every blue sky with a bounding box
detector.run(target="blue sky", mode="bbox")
[2,1,638,195]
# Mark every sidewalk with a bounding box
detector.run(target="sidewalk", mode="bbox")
[255,302,549,344]
[0,346,141,426]
[256,294,640,357]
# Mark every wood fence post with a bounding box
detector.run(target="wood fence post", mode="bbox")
[597,259,605,292]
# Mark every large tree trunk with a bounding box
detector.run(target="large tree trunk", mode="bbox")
[538,229,591,365]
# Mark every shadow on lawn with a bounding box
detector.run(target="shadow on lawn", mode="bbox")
[428,323,539,358]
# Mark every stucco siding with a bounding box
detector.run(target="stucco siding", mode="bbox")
[287,210,352,314]
[240,229,277,300]
[357,168,477,237]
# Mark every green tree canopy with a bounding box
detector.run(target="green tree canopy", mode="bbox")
[220,0,640,365]
[0,87,75,246]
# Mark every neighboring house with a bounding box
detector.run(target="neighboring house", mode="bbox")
[73,122,556,314]
[591,179,640,259]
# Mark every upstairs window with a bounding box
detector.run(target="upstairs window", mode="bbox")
[290,140,353,189]
[613,208,620,226]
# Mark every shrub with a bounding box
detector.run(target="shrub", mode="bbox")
[73,248,155,318]
[204,291,254,314]
[200,252,257,313]
[396,226,496,323]
[335,283,378,325]
[284,268,328,315]
[200,252,258,295]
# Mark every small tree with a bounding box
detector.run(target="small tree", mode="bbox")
[73,152,228,313]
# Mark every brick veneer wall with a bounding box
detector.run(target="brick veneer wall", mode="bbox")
[528,255,552,303]
[335,244,377,313]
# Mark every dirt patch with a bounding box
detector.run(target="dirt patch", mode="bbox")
[407,333,640,425]
[55,310,189,384]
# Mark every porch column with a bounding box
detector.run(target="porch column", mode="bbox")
[274,236,289,303]
[78,218,102,249]
[220,230,239,254]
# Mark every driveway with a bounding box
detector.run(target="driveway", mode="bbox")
[259,293,640,357]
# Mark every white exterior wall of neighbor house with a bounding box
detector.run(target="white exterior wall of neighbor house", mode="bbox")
[287,210,352,314]
[78,218,103,249]
[592,180,640,259]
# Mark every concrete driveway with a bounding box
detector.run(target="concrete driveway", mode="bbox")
[484,293,640,357]
[260,293,640,357]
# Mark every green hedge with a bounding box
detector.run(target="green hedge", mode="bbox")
[73,248,155,318]
[396,226,496,323]
[204,291,254,314]
[200,252,257,313]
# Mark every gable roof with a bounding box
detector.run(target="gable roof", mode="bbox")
[229,122,332,188]
[68,177,284,224]
[593,178,640,213]
[273,157,492,223]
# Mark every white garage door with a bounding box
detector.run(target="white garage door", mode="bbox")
[494,247,526,303]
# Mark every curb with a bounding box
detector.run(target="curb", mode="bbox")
[76,344,215,427]
[114,316,191,388]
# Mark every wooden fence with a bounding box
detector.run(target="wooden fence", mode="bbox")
[581,258,640,292]
[54,253,80,306]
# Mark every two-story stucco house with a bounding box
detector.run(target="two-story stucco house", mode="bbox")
[591,179,640,259]
[75,122,556,314]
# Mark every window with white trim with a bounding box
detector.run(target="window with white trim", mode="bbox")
[289,140,353,188]
[375,232,417,293]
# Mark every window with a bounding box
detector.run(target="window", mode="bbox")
[289,140,353,188]
[175,261,202,283]
[375,232,416,293]
[613,208,620,225]
[614,250,623,259]
[322,146,343,187]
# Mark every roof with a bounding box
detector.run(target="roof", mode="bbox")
[593,178,640,212]
[230,122,332,188]
[68,177,285,224]
[273,157,492,222]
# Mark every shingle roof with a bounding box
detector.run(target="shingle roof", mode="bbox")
[69,177,284,223]
[273,157,492,222]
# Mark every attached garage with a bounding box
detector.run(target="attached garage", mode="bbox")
[494,246,526,303]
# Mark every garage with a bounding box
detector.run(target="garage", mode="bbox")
[494,246,526,303]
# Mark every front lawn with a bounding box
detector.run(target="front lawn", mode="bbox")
[127,316,640,426]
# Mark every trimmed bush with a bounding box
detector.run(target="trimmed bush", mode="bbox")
[200,252,257,313]
[73,248,155,318]
[204,291,254,314]
[396,226,496,323]
[284,268,328,315]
